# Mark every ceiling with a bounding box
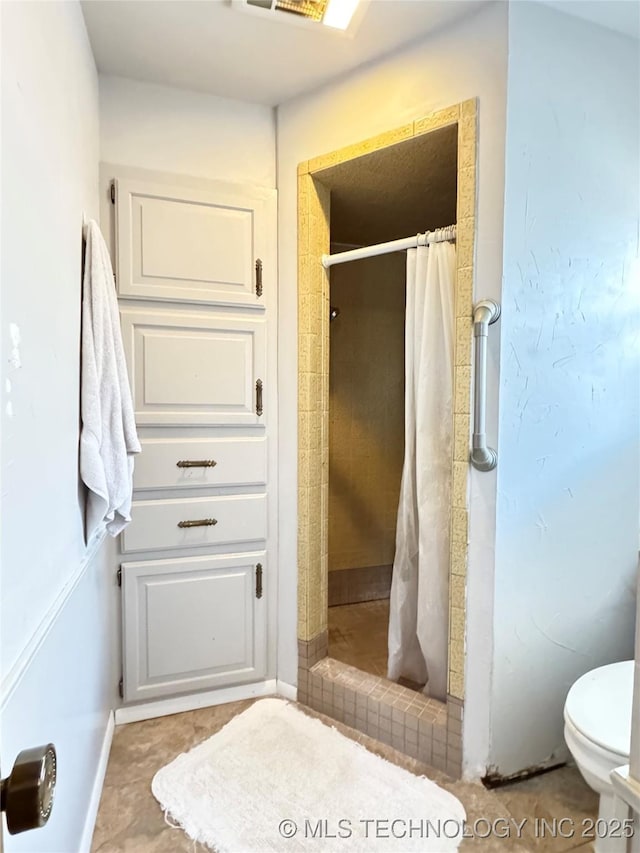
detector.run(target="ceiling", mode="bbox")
[81,0,638,109]
[322,124,458,247]
[540,0,640,39]
[81,0,488,106]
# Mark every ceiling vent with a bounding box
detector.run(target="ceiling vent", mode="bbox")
[267,0,328,22]
[233,0,363,32]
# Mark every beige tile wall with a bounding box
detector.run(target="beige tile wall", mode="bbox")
[298,175,330,642]
[297,100,477,774]
[328,564,393,607]
[447,98,477,701]
[329,253,406,573]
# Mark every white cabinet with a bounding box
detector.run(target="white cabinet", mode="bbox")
[120,307,266,426]
[107,167,276,708]
[121,553,267,702]
[122,494,267,554]
[133,436,267,491]
[115,178,270,307]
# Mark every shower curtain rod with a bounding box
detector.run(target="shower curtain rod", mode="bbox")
[321,225,456,269]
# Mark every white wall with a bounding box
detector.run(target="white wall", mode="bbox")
[99,75,276,187]
[2,537,118,853]
[490,1,640,776]
[1,0,99,682]
[1,1,118,849]
[276,1,508,776]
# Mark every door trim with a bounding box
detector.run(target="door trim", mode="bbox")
[78,712,115,853]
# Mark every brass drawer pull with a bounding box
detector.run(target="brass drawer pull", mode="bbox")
[255,258,263,298]
[176,460,217,468]
[177,518,218,529]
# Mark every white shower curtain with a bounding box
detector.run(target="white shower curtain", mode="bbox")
[387,242,456,701]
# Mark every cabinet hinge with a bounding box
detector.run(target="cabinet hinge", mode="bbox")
[256,379,263,417]
[110,181,116,204]
[255,259,263,298]
[118,677,123,699]
[255,563,263,599]
[117,567,122,587]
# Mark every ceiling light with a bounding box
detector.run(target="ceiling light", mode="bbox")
[239,0,362,32]
[322,0,360,29]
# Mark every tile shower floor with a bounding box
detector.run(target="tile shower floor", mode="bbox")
[92,697,598,853]
[328,598,391,678]
[328,599,425,691]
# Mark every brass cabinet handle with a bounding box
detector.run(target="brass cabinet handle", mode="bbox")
[176,460,217,468]
[255,258,263,298]
[256,379,263,417]
[177,518,218,529]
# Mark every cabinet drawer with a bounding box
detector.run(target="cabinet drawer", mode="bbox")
[134,437,266,491]
[122,494,267,554]
[121,552,267,702]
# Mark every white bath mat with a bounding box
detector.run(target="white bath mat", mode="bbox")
[152,698,465,852]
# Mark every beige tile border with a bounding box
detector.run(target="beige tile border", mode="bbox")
[297,100,477,772]
[297,651,464,777]
[297,174,330,641]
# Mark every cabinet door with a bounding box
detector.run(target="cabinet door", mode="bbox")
[122,552,267,702]
[115,178,274,308]
[120,307,266,426]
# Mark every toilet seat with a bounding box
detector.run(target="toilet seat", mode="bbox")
[564,715,628,768]
[563,660,634,853]
[564,660,633,758]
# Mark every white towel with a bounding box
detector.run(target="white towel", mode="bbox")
[80,220,141,539]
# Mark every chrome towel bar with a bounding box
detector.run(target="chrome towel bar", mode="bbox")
[470,299,501,472]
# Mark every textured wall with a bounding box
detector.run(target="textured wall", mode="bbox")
[329,253,406,573]
[277,4,507,778]
[278,3,507,775]
[491,1,640,777]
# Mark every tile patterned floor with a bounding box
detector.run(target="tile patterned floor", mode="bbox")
[92,697,598,853]
[328,599,391,678]
[329,598,424,691]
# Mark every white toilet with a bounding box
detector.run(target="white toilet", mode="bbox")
[564,660,634,847]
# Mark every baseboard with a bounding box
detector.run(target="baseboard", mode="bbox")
[276,680,297,701]
[115,679,279,725]
[78,710,115,853]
